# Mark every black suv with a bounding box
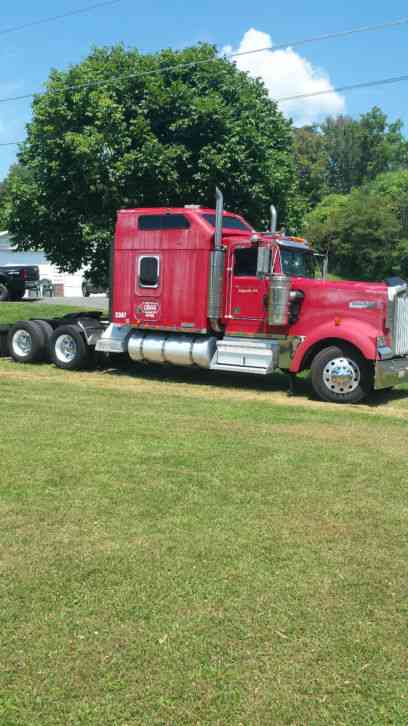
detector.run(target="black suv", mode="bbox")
[0,265,40,301]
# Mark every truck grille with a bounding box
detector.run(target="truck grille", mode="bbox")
[394,292,408,356]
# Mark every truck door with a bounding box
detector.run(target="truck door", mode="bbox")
[228,245,265,320]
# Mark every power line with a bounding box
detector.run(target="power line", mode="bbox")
[0,0,124,37]
[0,16,408,146]
[233,16,408,58]
[277,73,408,102]
[2,71,408,148]
[0,15,408,107]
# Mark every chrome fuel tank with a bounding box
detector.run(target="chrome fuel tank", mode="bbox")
[128,331,216,369]
[268,274,291,326]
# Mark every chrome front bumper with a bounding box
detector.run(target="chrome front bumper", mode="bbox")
[374,357,408,390]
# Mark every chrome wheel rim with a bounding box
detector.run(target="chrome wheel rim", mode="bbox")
[12,329,32,357]
[323,357,360,395]
[55,334,77,363]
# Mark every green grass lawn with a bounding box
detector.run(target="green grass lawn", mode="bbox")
[1,304,408,724]
[0,302,105,325]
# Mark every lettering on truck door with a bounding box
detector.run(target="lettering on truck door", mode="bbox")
[228,245,264,320]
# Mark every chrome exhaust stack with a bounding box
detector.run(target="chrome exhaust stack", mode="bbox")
[270,205,277,233]
[208,187,225,332]
[214,187,223,249]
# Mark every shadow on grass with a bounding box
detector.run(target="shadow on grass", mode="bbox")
[99,357,312,398]
[367,387,408,407]
[98,357,408,407]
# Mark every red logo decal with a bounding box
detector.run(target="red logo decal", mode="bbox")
[138,301,160,319]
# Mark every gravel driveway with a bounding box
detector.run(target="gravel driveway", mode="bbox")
[29,295,109,310]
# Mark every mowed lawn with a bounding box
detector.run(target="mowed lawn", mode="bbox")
[0,304,408,725]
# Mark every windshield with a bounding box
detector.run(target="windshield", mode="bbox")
[201,213,251,231]
[280,248,316,278]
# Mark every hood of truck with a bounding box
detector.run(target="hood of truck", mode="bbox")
[298,277,388,297]
[288,277,389,340]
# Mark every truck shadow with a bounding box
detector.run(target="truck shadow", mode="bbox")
[366,387,408,407]
[99,358,408,407]
[100,359,319,400]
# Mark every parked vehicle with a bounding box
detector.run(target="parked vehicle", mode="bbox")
[1,190,408,403]
[0,265,40,301]
[82,274,108,297]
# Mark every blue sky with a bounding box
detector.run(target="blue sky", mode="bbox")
[1,0,408,179]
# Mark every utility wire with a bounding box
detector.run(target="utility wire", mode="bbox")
[233,16,408,57]
[0,15,408,107]
[1,17,408,145]
[0,0,124,37]
[277,73,408,102]
[2,72,408,147]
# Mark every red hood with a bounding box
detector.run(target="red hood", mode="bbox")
[314,278,388,296]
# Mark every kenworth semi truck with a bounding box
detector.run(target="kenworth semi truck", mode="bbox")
[1,190,408,404]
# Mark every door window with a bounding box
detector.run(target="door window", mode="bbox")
[233,248,258,277]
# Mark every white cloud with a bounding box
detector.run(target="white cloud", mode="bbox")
[224,28,345,126]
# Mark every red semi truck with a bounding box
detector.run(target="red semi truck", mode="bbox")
[2,189,408,403]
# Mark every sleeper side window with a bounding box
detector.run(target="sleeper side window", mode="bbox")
[139,256,159,287]
[138,214,190,230]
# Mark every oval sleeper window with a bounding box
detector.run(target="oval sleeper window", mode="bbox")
[139,256,159,287]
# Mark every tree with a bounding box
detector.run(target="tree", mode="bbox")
[293,125,328,207]
[0,178,7,229]
[304,172,408,281]
[4,43,301,279]
[294,107,408,208]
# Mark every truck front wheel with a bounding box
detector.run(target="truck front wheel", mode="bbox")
[50,324,91,370]
[311,345,373,404]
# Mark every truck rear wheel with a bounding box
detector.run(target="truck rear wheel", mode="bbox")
[8,320,47,363]
[311,345,372,404]
[33,320,54,360]
[50,324,91,370]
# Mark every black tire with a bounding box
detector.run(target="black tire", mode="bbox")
[311,345,373,404]
[50,324,91,370]
[0,283,9,302]
[0,330,9,357]
[9,288,25,301]
[33,320,54,360]
[7,320,47,363]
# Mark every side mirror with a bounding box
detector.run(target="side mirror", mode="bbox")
[256,247,271,279]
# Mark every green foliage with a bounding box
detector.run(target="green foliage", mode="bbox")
[293,124,328,207]
[4,43,300,277]
[294,107,408,209]
[0,177,8,229]
[304,170,408,280]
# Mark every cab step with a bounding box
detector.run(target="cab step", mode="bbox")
[210,337,279,375]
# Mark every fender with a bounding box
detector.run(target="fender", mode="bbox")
[289,318,379,373]
[75,316,105,345]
